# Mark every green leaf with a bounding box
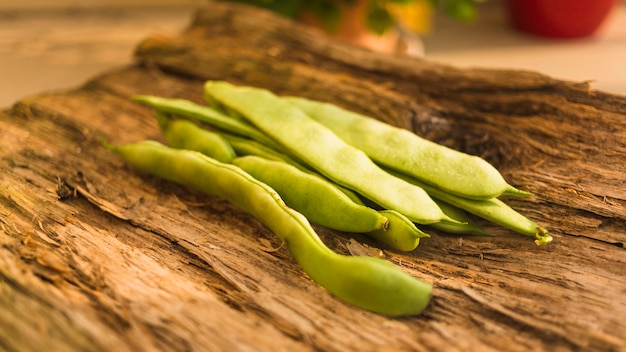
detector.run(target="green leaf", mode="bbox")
[366,2,396,35]
[307,0,343,33]
[445,0,477,21]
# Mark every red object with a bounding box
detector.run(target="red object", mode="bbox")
[507,0,618,38]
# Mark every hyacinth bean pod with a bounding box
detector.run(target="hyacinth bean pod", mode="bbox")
[221,133,366,206]
[106,140,432,316]
[154,111,236,163]
[428,199,487,236]
[221,133,309,171]
[132,95,282,150]
[285,96,530,200]
[203,81,455,225]
[233,155,388,233]
[390,169,552,245]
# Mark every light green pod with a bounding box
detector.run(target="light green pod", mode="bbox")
[366,210,429,252]
[221,133,308,171]
[233,155,388,233]
[390,170,552,245]
[132,95,282,150]
[106,140,432,316]
[155,111,236,163]
[204,81,455,225]
[428,199,487,236]
[233,156,429,252]
[223,133,366,206]
[286,96,530,200]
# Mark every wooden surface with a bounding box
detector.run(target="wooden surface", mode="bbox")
[1,3,625,351]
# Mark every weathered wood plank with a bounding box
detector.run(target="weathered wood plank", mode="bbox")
[1,3,625,351]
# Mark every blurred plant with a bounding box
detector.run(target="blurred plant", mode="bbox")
[219,0,484,35]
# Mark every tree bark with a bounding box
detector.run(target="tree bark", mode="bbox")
[1,3,624,351]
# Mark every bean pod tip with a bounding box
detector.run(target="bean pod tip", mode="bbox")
[534,227,553,246]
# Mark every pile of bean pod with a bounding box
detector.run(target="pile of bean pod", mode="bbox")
[106,81,551,316]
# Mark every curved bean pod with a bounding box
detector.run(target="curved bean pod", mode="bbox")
[222,133,366,206]
[428,199,487,236]
[155,111,236,163]
[286,96,530,200]
[234,155,427,251]
[132,95,282,150]
[390,169,552,245]
[204,81,455,225]
[221,133,308,171]
[233,155,388,233]
[106,140,432,315]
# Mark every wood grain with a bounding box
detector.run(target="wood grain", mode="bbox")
[1,3,625,351]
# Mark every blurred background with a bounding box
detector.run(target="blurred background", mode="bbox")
[1,0,624,108]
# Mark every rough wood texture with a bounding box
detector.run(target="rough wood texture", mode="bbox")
[1,3,625,351]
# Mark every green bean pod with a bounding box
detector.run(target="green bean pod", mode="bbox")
[155,111,236,163]
[204,81,455,225]
[235,155,427,251]
[390,169,552,245]
[221,133,308,171]
[428,199,487,236]
[223,133,366,206]
[285,96,530,200]
[232,155,388,233]
[106,140,432,315]
[132,95,282,151]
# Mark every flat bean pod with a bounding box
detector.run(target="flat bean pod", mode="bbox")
[217,149,426,251]
[390,169,552,245]
[204,81,455,225]
[106,140,432,315]
[233,155,388,233]
[132,95,282,150]
[286,96,530,200]
[222,133,366,206]
[155,111,236,163]
[221,133,308,171]
[428,199,487,236]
